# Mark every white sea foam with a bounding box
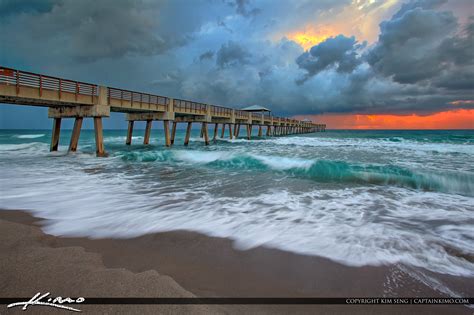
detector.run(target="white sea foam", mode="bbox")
[252,154,313,170]
[1,131,473,294]
[105,135,144,143]
[269,136,474,155]
[0,154,473,278]
[0,142,48,154]
[13,134,45,139]
[174,150,234,163]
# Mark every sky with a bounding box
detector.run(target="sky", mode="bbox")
[0,0,473,129]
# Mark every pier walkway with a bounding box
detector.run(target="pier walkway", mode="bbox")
[0,66,325,156]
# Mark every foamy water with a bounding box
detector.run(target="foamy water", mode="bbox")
[0,129,473,290]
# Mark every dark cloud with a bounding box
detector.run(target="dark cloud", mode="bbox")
[367,7,458,84]
[433,66,474,90]
[438,16,474,66]
[365,0,474,107]
[1,0,473,129]
[217,20,233,33]
[0,0,171,62]
[392,0,446,19]
[216,41,251,68]
[199,51,215,61]
[0,0,58,17]
[296,35,366,84]
[0,0,216,63]
[229,0,261,17]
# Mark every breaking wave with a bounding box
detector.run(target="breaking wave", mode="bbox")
[117,150,474,196]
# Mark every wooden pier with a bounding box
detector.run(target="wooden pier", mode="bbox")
[0,66,326,156]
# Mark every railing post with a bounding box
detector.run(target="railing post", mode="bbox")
[39,75,43,97]
[15,70,19,95]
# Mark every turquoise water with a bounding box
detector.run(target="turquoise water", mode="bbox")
[1,128,473,286]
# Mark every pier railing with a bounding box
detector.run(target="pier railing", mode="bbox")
[0,66,324,129]
[210,105,232,117]
[0,67,97,100]
[173,99,207,114]
[235,110,250,119]
[108,87,168,111]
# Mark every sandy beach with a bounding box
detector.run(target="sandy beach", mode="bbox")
[0,209,472,314]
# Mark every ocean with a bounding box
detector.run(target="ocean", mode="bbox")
[0,128,473,284]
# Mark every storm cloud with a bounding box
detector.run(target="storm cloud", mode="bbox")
[0,0,473,128]
[296,35,366,84]
[367,6,458,83]
[216,41,252,68]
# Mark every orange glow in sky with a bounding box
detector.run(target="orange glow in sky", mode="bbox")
[295,109,474,129]
[281,0,401,50]
[288,27,337,50]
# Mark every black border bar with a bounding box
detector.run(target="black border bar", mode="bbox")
[1,297,473,305]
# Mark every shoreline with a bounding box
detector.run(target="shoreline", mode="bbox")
[0,209,472,314]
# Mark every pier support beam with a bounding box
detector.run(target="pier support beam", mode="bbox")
[258,125,262,137]
[213,123,218,142]
[235,124,241,138]
[266,125,271,136]
[170,122,177,145]
[164,120,171,147]
[93,117,106,157]
[203,122,210,145]
[247,124,252,140]
[144,120,152,145]
[50,118,61,152]
[200,124,204,138]
[184,122,192,146]
[221,124,226,138]
[126,121,134,145]
[68,117,83,152]
[228,124,233,140]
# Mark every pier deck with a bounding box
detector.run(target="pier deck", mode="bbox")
[0,66,325,156]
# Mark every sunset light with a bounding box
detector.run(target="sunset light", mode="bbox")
[288,27,337,50]
[296,109,474,129]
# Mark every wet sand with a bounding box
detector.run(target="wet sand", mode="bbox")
[0,210,472,314]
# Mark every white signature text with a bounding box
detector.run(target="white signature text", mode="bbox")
[7,292,85,312]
